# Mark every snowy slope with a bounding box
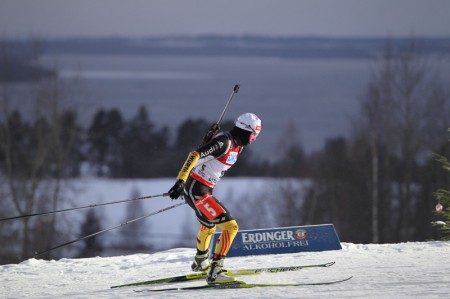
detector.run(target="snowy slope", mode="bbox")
[1,242,449,298]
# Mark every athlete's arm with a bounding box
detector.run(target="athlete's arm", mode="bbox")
[176,135,229,182]
[196,135,230,159]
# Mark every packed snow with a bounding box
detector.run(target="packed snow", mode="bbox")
[1,241,449,298]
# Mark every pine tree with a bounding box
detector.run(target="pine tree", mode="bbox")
[86,109,124,177]
[433,129,450,240]
[78,210,103,257]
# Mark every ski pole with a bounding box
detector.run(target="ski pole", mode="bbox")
[0,193,169,222]
[34,201,186,258]
[201,84,240,145]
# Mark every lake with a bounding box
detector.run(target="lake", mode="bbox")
[7,54,450,159]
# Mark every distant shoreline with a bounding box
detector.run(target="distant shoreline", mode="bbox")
[3,35,450,60]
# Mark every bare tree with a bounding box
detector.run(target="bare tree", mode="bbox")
[0,40,82,263]
[354,38,450,242]
[356,40,396,243]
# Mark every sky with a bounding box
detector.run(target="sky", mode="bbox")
[1,0,450,39]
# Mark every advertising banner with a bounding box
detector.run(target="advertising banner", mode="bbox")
[210,224,342,257]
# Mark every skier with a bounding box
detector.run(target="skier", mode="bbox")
[168,112,261,284]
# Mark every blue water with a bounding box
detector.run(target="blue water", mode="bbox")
[13,54,449,158]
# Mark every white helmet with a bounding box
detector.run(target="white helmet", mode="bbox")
[234,113,261,143]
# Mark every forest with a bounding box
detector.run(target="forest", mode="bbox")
[1,39,450,264]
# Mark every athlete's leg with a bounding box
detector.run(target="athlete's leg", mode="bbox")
[191,223,217,271]
[184,177,237,281]
[213,220,239,258]
[196,223,217,254]
[207,219,239,283]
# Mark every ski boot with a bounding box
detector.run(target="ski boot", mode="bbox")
[206,258,236,284]
[191,254,210,272]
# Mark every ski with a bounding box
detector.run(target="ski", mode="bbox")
[110,261,335,289]
[135,276,353,292]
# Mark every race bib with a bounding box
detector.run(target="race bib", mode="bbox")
[194,194,226,220]
[226,152,238,164]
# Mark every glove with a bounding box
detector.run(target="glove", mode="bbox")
[168,179,185,199]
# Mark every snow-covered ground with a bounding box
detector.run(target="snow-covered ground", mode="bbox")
[1,241,449,298]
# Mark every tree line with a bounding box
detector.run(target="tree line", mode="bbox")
[0,106,266,179]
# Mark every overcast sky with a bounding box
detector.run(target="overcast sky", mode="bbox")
[1,0,450,39]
